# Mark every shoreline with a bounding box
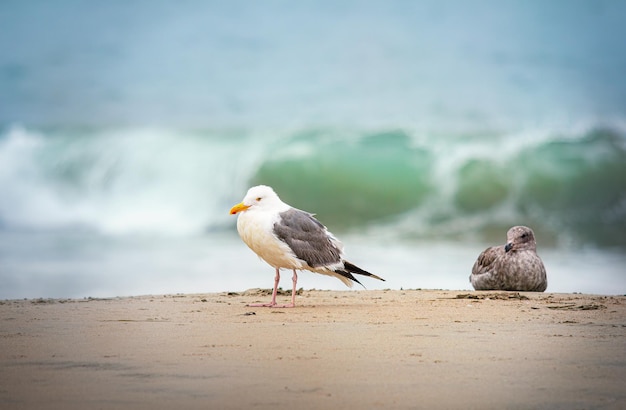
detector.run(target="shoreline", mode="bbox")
[2,289,625,409]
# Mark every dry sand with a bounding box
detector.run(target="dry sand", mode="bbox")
[1,289,625,409]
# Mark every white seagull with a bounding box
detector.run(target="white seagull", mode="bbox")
[230,185,384,307]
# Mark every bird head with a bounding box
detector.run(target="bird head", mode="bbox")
[229,185,285,215]
[504,226,537,253]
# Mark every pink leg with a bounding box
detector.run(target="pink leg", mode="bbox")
[247,268,297,308]
[288,269,298,307]
[272,270,297,308]
[247,268,280,307]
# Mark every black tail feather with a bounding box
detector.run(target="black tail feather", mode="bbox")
[343,261,385,282]
[335,269,364,287]
[333,262,384,288]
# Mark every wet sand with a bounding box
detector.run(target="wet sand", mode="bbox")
[1,289,625,409]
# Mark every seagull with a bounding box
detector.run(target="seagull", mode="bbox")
[229,185,384,307]
[470,226,547,292]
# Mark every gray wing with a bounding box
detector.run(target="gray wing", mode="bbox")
[273,208,342,268]
[471,245,504,276]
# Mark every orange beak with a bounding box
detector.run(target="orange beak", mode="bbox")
[229,202,250,215]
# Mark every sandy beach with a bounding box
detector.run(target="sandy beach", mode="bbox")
[1,289,624,409]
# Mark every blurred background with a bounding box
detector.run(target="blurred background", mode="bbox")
[1,0,625,298]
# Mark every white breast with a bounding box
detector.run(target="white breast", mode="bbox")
[237,210,303,270]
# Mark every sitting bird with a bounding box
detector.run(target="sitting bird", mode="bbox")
[470,225,547,292]
[230,185,384,307]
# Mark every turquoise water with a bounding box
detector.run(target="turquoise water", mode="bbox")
[1,1,625,298]
[2,125,624,247]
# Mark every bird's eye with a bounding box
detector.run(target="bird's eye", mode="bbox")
[521,233,528,239]
[256,197,262,201]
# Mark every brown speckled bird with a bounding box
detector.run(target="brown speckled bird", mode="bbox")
[470,226,547,292]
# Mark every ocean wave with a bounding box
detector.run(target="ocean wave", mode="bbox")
[0,125,261,234]
[1,124,624,248]
[251,127,626,248]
